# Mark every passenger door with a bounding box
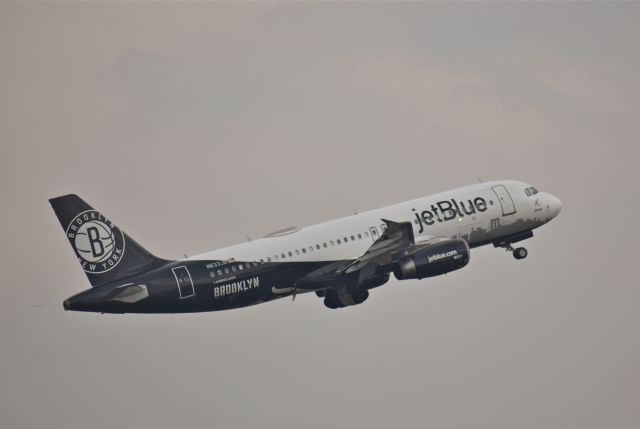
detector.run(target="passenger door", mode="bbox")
[491,185,516,216]
[172,266,195,299]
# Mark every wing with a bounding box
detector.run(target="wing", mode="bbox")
[294,219,446,292]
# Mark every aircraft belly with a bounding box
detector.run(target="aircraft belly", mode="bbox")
[172,260,334,312]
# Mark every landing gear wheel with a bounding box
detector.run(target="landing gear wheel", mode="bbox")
[323,296,340,309]
[352,289,369,305]
[513,247,528,260]
[323,290,342,309]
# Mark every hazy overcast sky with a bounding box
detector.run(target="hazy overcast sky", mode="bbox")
[1,3,639,429]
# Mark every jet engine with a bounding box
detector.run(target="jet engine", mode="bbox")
[393,239,470,280]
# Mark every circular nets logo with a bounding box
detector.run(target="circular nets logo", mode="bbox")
[65,210,125,274]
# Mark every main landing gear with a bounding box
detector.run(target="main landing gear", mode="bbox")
[501,243,528,260]
[318,288,369,309]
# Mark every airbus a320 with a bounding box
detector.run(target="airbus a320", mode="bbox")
[50,180,561,313]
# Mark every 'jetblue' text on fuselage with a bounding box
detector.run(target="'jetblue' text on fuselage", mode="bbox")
[413,197,488,233]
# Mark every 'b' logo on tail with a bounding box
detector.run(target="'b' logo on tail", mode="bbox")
[65,210,125,273]
[86,226,105,257]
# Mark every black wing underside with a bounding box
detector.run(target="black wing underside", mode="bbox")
[294,219,444,291]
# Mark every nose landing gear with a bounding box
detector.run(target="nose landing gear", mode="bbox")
[493,231,532,261]
[501,243,528,260]
[513,247,528,260]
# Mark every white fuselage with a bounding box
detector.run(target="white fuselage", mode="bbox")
[188,180,562,265]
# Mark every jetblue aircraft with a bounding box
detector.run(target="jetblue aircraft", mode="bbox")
[50,180,561,313]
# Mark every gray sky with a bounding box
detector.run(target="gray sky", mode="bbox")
[1,3,639,428]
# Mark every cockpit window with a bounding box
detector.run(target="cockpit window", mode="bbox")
[525,188,532,197]
[531,187,538,195]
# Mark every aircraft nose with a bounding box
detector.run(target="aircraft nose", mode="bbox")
[545,193,562,219]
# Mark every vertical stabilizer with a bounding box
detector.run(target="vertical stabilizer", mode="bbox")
[49,194,171,287]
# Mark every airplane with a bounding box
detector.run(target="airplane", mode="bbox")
[50,180,561,313]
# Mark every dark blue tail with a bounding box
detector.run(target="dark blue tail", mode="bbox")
[49,194,171,287]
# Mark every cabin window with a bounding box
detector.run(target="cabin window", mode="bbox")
[274,255,279,261]
[337,239,341,245]
[238,264,243,270]
[302,248,306,254]
[323,242,327,248]
[344,237,348,242]
[330,240,334,246]
[217,269,222,276]
[351,235,355,241]
[288,251,293,257]
[260,259,264,263]
[281,253,286,259]
[267,257,271,262]
[364,231,369,237]
[316,244,321,250]
[224,267,230,274]
[295,249,300,255]
[357,233,362,239]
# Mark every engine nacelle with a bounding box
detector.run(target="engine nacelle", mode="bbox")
[393,239,470,280]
